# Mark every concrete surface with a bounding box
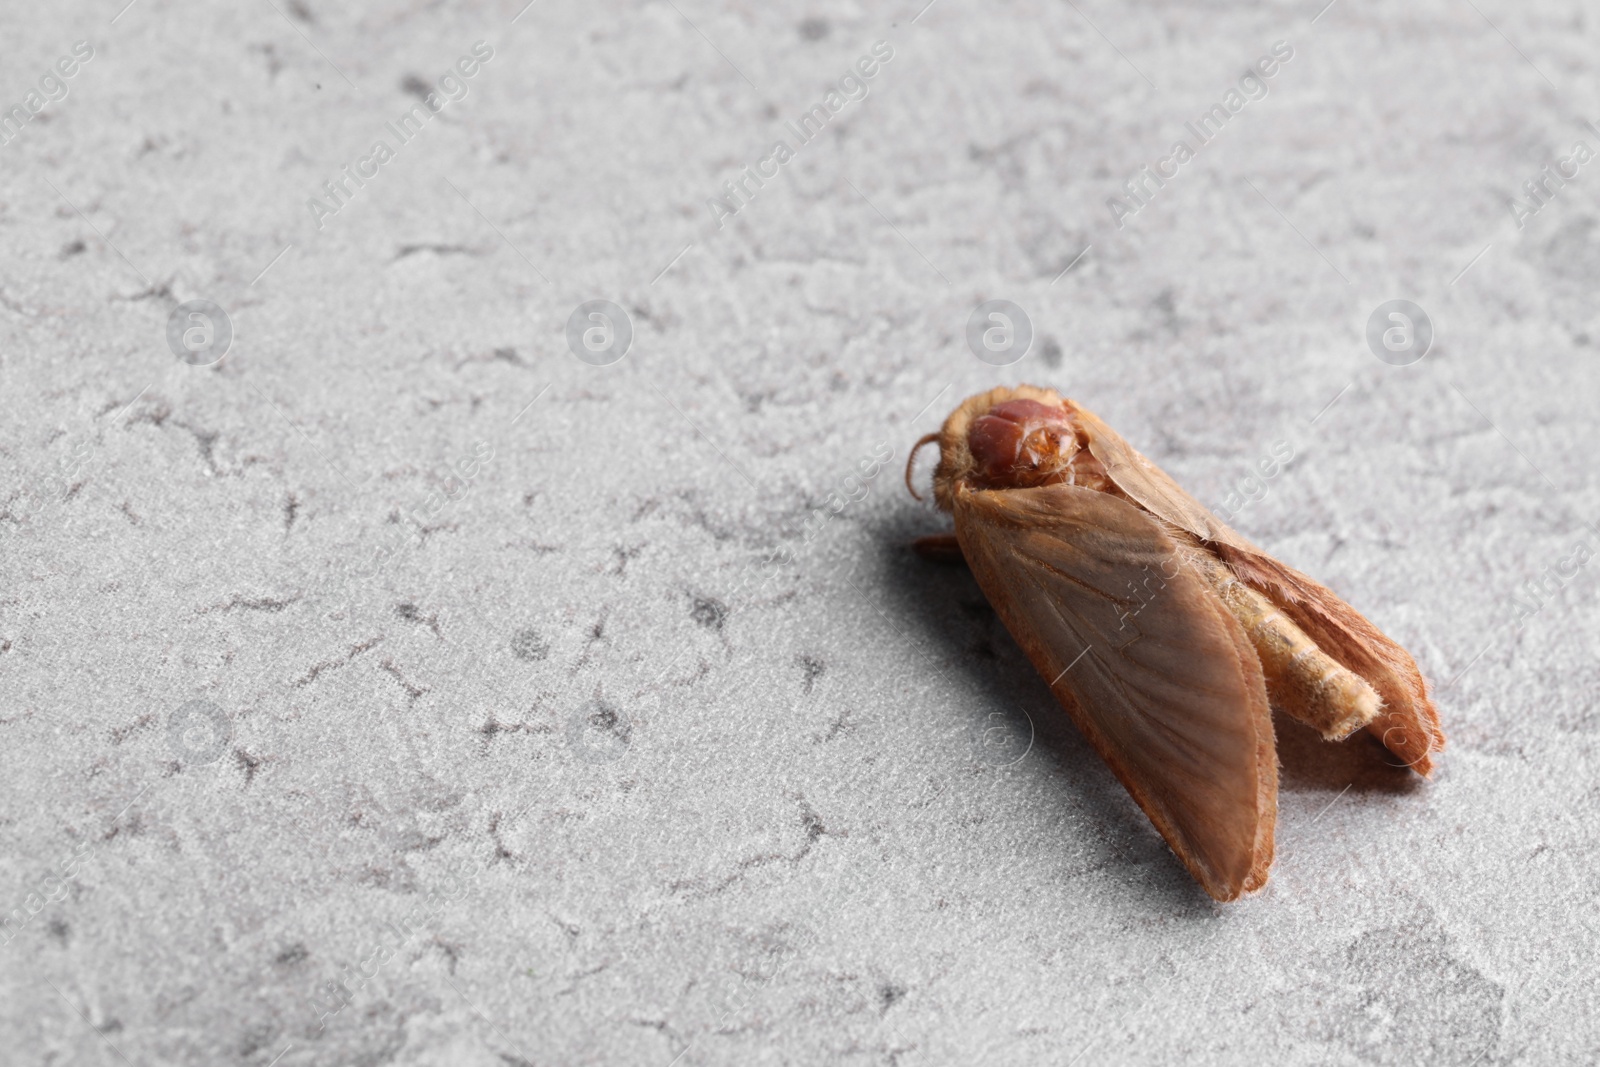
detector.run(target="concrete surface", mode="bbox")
[2,0,1598,1064]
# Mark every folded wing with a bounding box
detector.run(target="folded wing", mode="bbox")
[1072,402,1444,775]
[953,484,1277,900]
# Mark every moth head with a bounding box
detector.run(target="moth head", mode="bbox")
[908,385,1112,511]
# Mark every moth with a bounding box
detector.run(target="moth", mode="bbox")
[907,386,1444,900]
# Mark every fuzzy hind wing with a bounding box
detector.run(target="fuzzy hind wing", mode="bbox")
[1214,544,1445,775]
[953,484,1278,900]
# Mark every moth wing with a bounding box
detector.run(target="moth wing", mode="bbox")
[1070,403,1444,774]
[953,484,1277,901]
[1070,401,1252,549]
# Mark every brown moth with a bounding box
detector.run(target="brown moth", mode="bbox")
[907,385,1444,900]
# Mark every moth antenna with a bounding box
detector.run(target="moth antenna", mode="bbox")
[905,433,940,501]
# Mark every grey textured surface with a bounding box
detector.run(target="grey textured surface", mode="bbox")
[2,0,1598,1064]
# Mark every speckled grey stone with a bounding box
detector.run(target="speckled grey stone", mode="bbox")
[2,0,1597,1064]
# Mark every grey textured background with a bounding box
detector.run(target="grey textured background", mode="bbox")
[3,0,1598,1064]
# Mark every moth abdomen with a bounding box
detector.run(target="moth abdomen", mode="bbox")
[1185,548,1382,741]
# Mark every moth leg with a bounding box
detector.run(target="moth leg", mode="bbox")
[913,533,967,565]
[1187,550,1380,741]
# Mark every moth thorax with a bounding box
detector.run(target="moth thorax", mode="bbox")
[967,399,1110,491]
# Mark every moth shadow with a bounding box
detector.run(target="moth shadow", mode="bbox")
[867,511,1082,755]
[1271,710,1423,797]
[870,508,1211,909]
[871,506,1422,903]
